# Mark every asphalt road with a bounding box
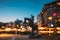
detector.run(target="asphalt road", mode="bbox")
[0,34,60,40]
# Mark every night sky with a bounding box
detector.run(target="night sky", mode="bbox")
[0,0,56,22]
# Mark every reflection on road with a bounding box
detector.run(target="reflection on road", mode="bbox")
[0,34,16,37]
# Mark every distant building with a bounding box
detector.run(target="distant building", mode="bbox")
[6,22,14,28]
[15,19,23,28]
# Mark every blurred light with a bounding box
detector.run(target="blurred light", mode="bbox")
[17,25,19,27]
[45,27,49,31]
[26,20,29,23]
[8,23,11,26]
[29,26,30,28]
[56,27,60,30]
[53,13,57,16]
[48,16,52,20]
[1,26,5,29]
[42,12,44,14]
[57,2,60,5]
[51,24,54,27]
[0,34,15,37]
[39,31,54,33]
[20,26,23,28]
[38,27,45,30]
[12,28,17,31]
[26,26,32,32]
[5,28,11,31]
[58,19,60,21]
[22,28,26,30]
[20,27,26,32]
[49,28,54,31]
[57,31,60,34]
[28,26,32,31]
[17,29,20,31]
[0,29,4,31]
[34,30,37,33]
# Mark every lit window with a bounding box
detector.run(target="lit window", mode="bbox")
[48,16,52,20]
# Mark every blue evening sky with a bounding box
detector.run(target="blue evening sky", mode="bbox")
[0,0,56,22]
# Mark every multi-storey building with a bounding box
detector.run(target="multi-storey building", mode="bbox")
[37,0,60,28]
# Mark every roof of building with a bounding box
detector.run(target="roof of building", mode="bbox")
[45,0,60,6]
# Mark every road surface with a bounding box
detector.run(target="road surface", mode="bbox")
[0,34,60,40]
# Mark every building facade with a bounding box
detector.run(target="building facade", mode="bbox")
[37,0,60,28]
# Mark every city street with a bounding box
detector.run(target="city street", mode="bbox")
[0,0,60,40]
[0,34,60,40]
[0,34,45,40]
